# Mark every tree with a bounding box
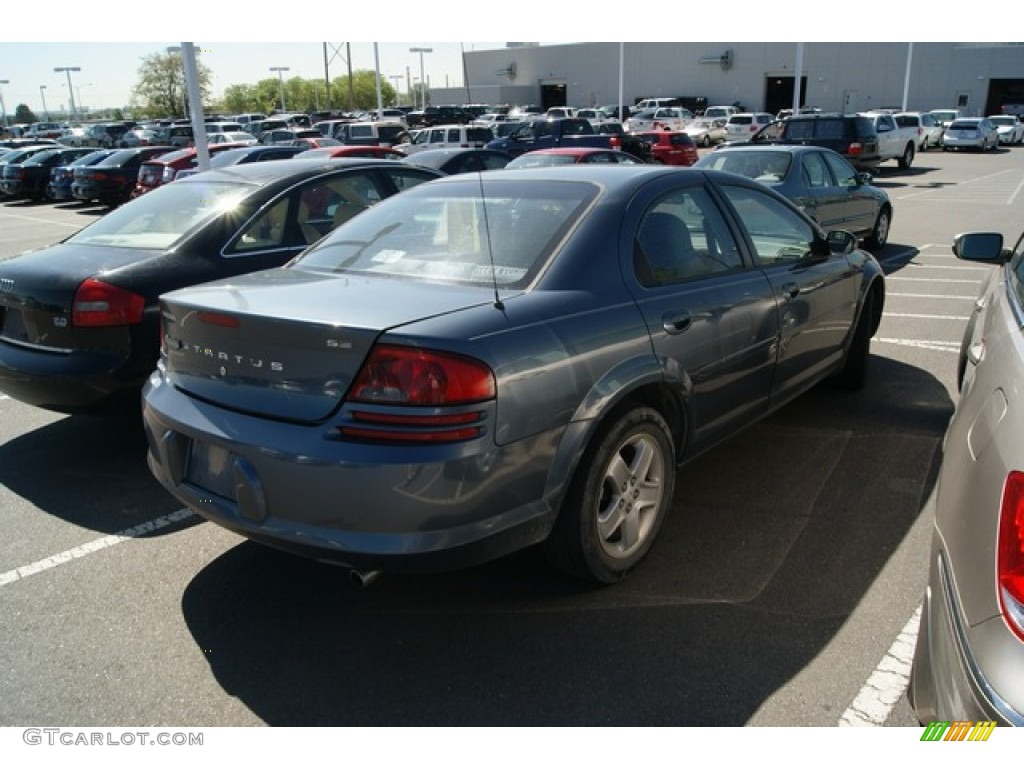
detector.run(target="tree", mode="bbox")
[220,71,399,116]
[131,50,212,118]
[327,71,398,112]
[14,104,38,124]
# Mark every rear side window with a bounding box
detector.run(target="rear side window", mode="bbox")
[634,186,743,286]
[813,120,845,140]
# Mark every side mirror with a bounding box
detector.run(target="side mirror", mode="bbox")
[827,230,857,255]
[953,232,1007,263]
[856,171,874,185]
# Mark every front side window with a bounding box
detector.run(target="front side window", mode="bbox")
[719,184,818,265]
[1009,233,1024,311]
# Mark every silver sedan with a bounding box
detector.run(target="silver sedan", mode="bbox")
[909,230,1024,726]
[942,118,999,152]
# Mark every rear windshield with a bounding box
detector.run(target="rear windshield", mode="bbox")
[65,181,254,250]
[292,179,597,289]
[948,121,980,130]
[698,150,792,183]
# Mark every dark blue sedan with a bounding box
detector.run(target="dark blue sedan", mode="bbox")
[142,165,885,584]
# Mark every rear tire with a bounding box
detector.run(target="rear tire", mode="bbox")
[544,406,675,584]
[865,207,890,251]
[831,289,875,390]
[897,143,915,169]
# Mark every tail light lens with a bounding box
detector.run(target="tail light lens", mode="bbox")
[998,471,1024,642]
[349,345,494,405]
[91,171,109,181]
[72,278,145,327]
[848,142,863,156]
[337,345,495,443]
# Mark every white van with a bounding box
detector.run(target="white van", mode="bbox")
[634,97,679,111]
[395,124,495,155]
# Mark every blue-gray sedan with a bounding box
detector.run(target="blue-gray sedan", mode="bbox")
[142,166,885,584]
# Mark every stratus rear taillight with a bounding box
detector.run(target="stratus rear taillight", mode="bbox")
[998,471,1024,642]
[336,345,495,443]
[72,278,145,327]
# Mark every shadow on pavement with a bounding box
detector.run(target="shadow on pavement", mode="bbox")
[181,353,950,725]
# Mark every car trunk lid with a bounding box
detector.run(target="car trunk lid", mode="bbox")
[0,243,156,350]
[160,268,495,423]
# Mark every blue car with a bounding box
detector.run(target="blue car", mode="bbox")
[46,149,117,201]
[142,166,885,584]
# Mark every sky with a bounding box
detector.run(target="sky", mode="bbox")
[0,12,992,118]
[0,42,512,116]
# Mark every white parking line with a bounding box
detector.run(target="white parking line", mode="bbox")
[875,338,961,352]
[0,509,196,588]
[884,313,969,321]
[885,276,986,284]
[839,605,922,726]
[886,292,977,300]
[0,211,84,229]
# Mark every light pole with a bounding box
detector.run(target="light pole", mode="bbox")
[166,46,187,118]
[0,79,8,129]
[269,67,290,112]
[409,47,432,110]
[388,75,403,105]
[76,84,92,120]
[54,66,81,124]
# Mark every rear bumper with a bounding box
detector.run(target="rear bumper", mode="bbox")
[141,368,563,573]
[910,525,1024,726]
[71,181,130,204]
[0,337,147,413]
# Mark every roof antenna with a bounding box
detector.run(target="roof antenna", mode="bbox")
[476,170,504,310]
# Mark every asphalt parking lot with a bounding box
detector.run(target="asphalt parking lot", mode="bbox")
[2,144,1024,728]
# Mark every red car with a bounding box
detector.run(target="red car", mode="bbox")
[296,146,408,161]
[634,131,699,166]
[131,144,250,197]
[505,147,645,168]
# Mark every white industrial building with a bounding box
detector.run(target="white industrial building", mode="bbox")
[430,42,1024,117]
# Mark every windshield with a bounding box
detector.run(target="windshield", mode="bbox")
[291,179,597,289]
[66,180,255,250]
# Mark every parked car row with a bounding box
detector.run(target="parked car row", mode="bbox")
[4,108,1020,726]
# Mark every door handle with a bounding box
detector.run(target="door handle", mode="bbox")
[662,312,692,335]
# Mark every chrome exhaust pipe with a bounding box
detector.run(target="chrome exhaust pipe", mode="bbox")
[349,569,382,588]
